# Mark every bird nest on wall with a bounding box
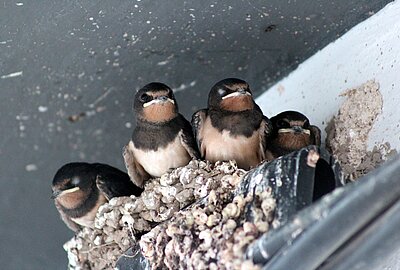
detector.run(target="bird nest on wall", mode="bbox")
[62,80,397,270]
[64,160,275,270]
[326,80,396,180]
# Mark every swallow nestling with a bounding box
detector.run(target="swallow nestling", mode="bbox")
[265,110,321,160]
[191,78,272,170]
[52,162,143,232]
[123,82,200,188]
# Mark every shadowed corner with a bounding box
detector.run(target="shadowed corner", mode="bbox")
[313,159,337,202]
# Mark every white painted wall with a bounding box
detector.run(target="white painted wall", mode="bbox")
[256,0,400,151]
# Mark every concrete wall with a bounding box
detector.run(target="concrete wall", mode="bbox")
[257,0,400,152]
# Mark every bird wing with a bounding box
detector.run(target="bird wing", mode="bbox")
[122,141,150,188]
[310,125,321,146]
[54,200,82,232]
[94,163,143,200]
[260,116,274,160]
[178,114,201,159]
[191,109,207,158]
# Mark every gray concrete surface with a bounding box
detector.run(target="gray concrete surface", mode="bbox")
[0,0,392,269]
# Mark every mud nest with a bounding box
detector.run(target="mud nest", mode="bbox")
[326,80,397,180]
[64,160,275,270]
[140,174,275,270]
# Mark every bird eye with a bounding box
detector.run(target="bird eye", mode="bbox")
[217,89,226,96]
[277,119,290,128]
[140,93,149,102]
[71,177,80,186]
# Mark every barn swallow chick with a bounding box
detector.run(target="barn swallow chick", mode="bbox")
[265,110,321,160]
[123,82,200,188]
[191,78,272,170]
[52,162,143,232]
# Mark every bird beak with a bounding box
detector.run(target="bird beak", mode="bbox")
[278,127,311,135]
[222,89,252,100]
[143,96,175,107]
[51,187,80,199]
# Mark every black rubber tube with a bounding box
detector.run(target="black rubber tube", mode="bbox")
[261,156,400,270]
